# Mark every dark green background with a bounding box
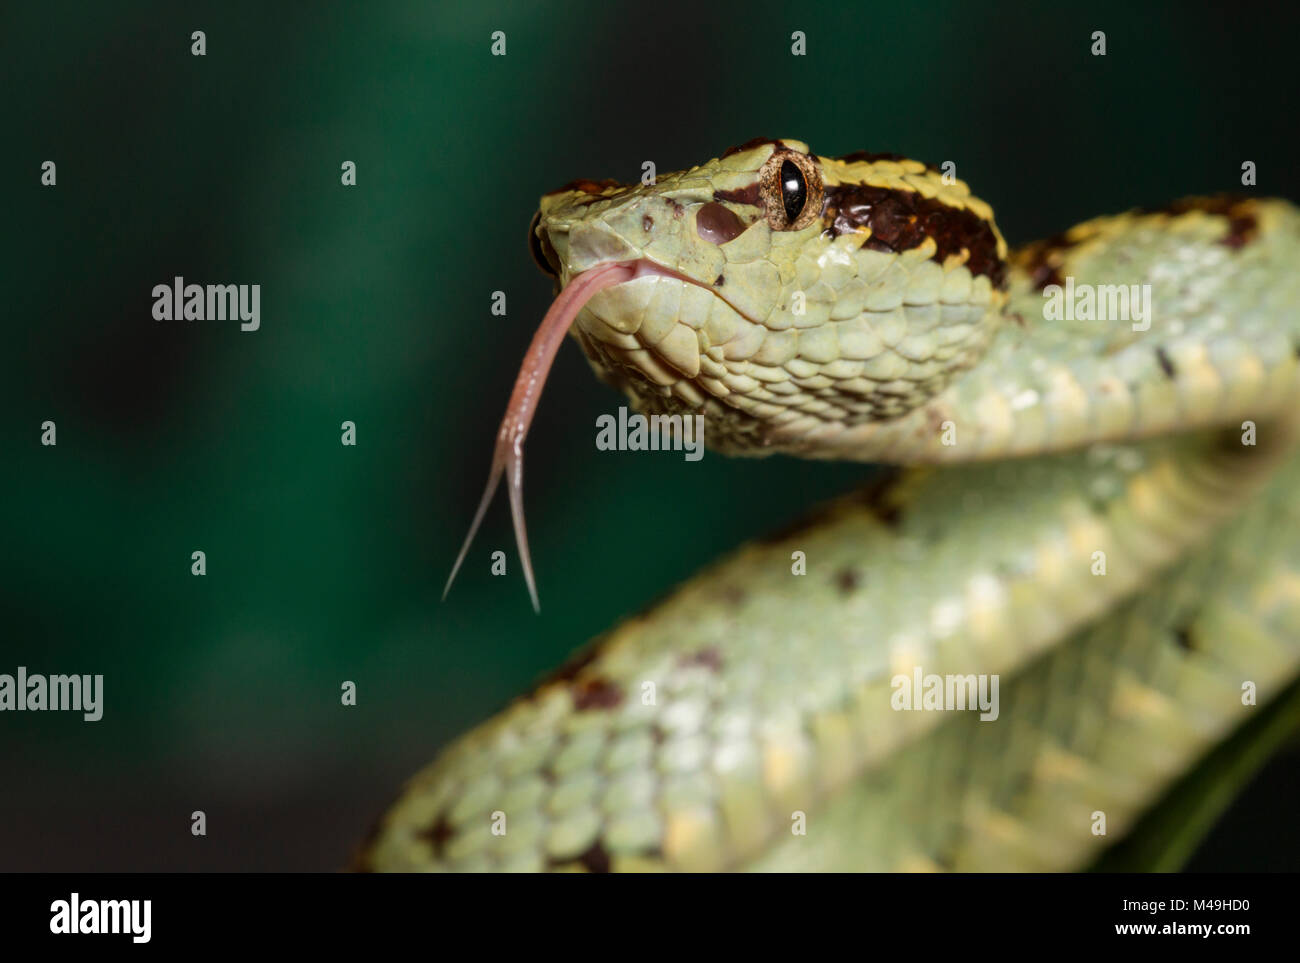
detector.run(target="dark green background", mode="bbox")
[2,0,1296,870]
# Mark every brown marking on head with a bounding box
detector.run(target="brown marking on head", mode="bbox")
[821,183,1006,288]
[712,183,762,207]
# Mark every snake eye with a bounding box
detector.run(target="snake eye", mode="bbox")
[758,149,823,231]
[780,160,806,222]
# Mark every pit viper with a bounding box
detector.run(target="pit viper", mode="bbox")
[360,139,1300,871]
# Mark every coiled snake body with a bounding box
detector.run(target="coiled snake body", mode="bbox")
[363,139,1300,871]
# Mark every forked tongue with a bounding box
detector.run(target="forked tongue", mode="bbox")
[443,261,637,611]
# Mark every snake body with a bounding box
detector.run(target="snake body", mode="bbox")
[364,140,1300,871]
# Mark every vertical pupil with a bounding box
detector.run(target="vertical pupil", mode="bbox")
[780,159,806,222]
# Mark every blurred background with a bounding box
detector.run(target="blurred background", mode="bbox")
[2,0,1297,870]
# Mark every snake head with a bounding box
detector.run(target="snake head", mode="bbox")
[532,138,1010,451]
[446,138,1009,609]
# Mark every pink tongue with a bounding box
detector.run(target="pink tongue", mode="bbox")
[443,260,637,611]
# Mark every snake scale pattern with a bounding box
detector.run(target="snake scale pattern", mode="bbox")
[361,139,1300,871]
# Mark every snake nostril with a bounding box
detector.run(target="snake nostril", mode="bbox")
[696,202,749,246]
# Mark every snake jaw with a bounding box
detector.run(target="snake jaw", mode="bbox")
[443,261,639,611]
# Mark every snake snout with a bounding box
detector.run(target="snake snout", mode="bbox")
[552,221,642,275]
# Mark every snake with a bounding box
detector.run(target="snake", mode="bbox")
[360,138,1300,871]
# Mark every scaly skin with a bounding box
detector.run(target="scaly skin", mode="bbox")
[360,140,1300,871]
